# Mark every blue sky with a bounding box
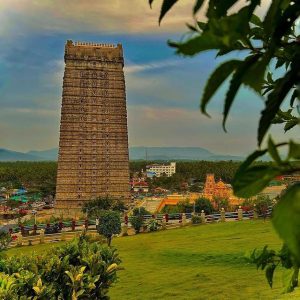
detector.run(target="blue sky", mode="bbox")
[0,0,295,156]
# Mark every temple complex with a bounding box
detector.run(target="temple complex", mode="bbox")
[203,173,232,199]
[203,173,243,206]
[55,40,130,216]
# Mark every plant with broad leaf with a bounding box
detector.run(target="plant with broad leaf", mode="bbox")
[149,0,300,292]
[0,236,121,299]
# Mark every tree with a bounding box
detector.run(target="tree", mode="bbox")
[132,207,151,216]
[194,197,213,214]
[82,196,126,218]
[253,195,273,215]
[149,0,300,292]
[97,211,121,246]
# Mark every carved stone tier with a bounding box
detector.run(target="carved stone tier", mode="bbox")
[55,40,130,216]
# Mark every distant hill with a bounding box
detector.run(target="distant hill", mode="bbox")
[0,146,244,162]
[129,147,244,161]
[0,149,42,161]
[27,148,58,160]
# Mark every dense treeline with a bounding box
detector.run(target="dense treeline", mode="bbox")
[130,160,241,182]
[0,161,242,196]
[0,162,57,196]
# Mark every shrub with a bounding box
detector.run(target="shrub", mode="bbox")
[0,236,121,299]
[0,231,11,251]
[195,198,214,214]
[130,215,144,234]
[147,219,161,232]
[191,215,202,225]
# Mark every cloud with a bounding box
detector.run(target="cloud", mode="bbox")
[0,0,272,39]
[124,59,181,74]
[0,0,193,38]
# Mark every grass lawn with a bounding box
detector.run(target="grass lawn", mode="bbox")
[6,220,297,299]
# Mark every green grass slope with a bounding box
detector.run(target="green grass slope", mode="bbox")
[110,220,282,300]
[6,220,290,299]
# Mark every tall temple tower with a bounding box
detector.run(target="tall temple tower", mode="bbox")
[55,40,130,215]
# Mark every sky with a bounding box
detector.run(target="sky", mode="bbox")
[0,0,296,156]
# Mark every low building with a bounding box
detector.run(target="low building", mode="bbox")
[146,162,176,178]
[130,181,149,193]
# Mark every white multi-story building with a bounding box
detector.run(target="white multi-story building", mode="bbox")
[146,162,176,178]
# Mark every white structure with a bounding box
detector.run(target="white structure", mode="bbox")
[146,162,176,178]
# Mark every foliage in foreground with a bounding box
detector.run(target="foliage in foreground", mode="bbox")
[0,236,121,299]
[150,0,300,292]
[249,244,299,293]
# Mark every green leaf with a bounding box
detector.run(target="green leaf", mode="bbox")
[282,267,299,293]
[197,21,206,31]
[268,136,281,164]
[267,72,273,83]
[206,0,240,18]
[288,141,300,159]
[233,165,281,198]
[242,52,272,93]
[193,0,205,14]
[290,89,299,107]
[168,32,223,56]
[263,0,281,37]
[186,23,197,32]
[271,116,285,124]
[284,119,299,132]
[277,109,293,120]
[235,149,268,176]
[159,0,179,24]
[223,55,260,130]
[273,3,300,43]
[171,6,254,56]
[258,57,300,145]
[275,58,285,69]
[200,60,241,115]
[272,183,300,264]
[265,264,276,288]
[250,14,262,27]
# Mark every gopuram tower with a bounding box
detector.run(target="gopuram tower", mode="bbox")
[55,40,130,216]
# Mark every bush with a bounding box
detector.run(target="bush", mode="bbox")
[130,215,144,233]
[0,236,121,299]
[191,215,202,224]
[0,231,11,251]
[147,219,161,232]
[195,198,214,214]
